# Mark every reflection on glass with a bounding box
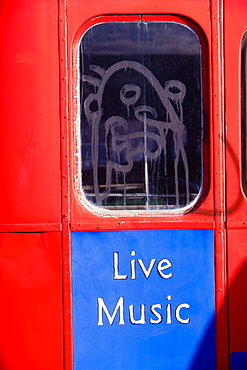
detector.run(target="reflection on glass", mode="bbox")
[79,22,203,211]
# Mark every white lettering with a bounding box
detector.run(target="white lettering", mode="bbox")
[138,258,156,279]
[113,252,128,280]
[166,295,172,324]
[175,303,190,324]
[166,304,172,324]
[97,297,190,325]
[113,252,173,280]
[98,297,125,325]
[150,304,162,324]
[157,258,173,279]
[129,304,146,324]
[130,251,136,279]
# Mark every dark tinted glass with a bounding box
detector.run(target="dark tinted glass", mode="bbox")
[79,21,203,211]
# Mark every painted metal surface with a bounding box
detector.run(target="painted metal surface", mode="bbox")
[231,352,247,370]
[0,1,63,369]
[1,0,247,369]
[66,1,226,368]
[0,233,63,369]
[72,229,215,369]
[224,0,247,362]
[0,0,61,224]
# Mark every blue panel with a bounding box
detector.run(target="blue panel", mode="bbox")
[231,352,247,370]
[72,229,215,370]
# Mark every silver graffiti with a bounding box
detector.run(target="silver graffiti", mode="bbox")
[82,60,189,208]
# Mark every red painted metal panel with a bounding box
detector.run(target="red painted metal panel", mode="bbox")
[0,232,63,369]
[0,0,61,224]
[225,0,247,359]
[0,2,64,369]
[63,0,228,369]
[67,1,215,230]
[225,0,247,225]
[1,0,244,368]
[228,229,247,353]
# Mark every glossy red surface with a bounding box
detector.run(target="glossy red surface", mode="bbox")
[225,0,247,359]
[66,0,226,368]
[1,0,247,368]
[0,0,61,224]
[0,233,63,369]
[0,1,63,369]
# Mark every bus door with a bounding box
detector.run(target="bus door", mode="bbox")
[225,1,247,369]
[60,0,227,368]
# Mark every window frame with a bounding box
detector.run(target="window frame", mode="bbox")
[72,14,209,217]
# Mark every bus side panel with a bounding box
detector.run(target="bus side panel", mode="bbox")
[228,229,247,353]
[0,0,61,224]
[0,232,63,370]
[225,0,247,365]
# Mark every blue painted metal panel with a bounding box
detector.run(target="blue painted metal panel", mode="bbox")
[231,352,247,370]
[72,229,215,369]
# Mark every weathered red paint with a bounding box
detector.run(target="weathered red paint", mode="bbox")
[0,0,246,368]
[0,1,63,369]
[0,232,63,370]
[225,0,247,361]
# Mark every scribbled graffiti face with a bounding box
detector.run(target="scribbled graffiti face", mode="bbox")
[80,22,204,211]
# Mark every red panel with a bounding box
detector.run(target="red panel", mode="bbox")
[0,232,63,369]
[228,229,247,353]
[63,1,227,368]
[0,0,61,224]
[67,1,215,230]
[225,0,247,225]
[225,0,247,357]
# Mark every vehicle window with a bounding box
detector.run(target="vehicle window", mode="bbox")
[79,21,204,212]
